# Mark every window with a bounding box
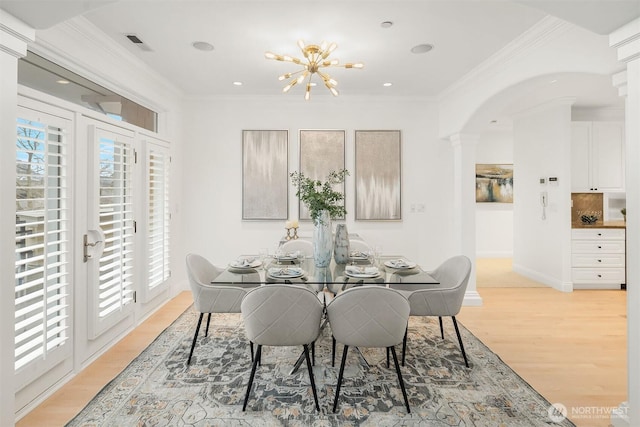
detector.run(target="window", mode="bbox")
[15,112,70,372]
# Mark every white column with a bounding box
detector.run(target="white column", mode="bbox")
[450,134,482,306]
[609,17,640,427]
[0,10,34,427]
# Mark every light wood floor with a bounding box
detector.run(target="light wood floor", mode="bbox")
[17,262,627,427]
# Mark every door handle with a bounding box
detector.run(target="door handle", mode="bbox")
[83,229,105,262]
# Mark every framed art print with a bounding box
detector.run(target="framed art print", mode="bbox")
[298,129,346,220]
[242,130,289,220]
[355,130,402,220]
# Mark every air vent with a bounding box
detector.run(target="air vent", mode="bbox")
[124,34,153,52]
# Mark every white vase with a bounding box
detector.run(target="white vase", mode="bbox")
[313,210,333,267]
[333,223,349,264]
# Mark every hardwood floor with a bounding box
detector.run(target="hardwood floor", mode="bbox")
[17,266,626,427]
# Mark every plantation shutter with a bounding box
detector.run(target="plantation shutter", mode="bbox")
[144,139,170,301]
[88,124,136,338]
[15,110,71,375]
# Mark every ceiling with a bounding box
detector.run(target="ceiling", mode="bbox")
[3,0,638,104]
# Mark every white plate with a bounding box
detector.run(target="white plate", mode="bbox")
[276,253,299,261]
[385,259,417,269]
[345,271,380,278]
[345,266,380,278]
[230,259,262,269]
[268,267,304,278]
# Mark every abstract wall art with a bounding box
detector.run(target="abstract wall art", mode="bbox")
[354,130,402,220]
[242,130,289,220]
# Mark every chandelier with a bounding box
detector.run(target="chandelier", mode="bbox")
[265,40,364,100]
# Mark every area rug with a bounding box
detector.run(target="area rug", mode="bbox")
[67,306,575,426]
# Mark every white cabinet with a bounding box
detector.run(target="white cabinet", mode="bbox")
[571,121,625,192]
[572,228,626,289]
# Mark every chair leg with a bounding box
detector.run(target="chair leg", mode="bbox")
[332,336,336,367]
[205,313,212,337]
[303,344,320,411]
[187,313,204,365]
[250,341,254,362]
[333,345,350,413]
[390,345,411,413]
[386,347,390,368]
[312,341,316,366]
[402,326,408,367]
[451,316,469,368]
[243,344,262,411]
[439,316,444,339]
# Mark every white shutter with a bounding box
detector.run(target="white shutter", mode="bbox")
[143,139,170,301]
[88,124,136,338]
[15,111,71,377]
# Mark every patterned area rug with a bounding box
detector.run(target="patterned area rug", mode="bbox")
[67,306,575,426]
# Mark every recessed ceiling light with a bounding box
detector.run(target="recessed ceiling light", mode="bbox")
[233,81,243,86]
[56,79,70,85]
[383,82,393,87]
[411,44,434,54]
[192,41,214,51]
[550,79,558,84]
[380,21,393,28]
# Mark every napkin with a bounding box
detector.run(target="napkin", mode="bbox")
[345,265,379,275]
[349,251,369,258]
[388,259,411,268]
[235,257,256,267]
[268,267,303,276]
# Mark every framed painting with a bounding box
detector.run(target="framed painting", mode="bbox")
[298,129,346,220]
[242,130,289,220]
[354,130,402,221]
[475,164,513,203]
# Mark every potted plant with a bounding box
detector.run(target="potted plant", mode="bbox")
[290,169,349,266]
[621,208,626,222]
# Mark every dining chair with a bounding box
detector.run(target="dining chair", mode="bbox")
[280,239,314,257]
[185,253,258,365]
[241,284,324,412]
[390,255,472,367]
[326,286,411,413]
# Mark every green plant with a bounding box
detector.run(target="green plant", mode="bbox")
[621,208,626,215]
[290,169,349,223]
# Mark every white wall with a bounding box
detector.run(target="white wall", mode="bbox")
[476,128,514,257]
[178,95,457,281]
[512,99,573,291]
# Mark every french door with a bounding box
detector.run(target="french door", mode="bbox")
[86,123,137,339]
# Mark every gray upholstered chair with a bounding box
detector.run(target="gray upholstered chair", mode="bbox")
[185,253,257,365]
[241,284,324,412]
[326,286,411,413]
[390,255,472,367]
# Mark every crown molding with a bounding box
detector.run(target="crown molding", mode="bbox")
[32,16,183,111]
[437,16,571,102]
[0,9,35,58]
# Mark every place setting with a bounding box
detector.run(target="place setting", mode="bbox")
[228,257,262,272]
[266,266,307,283]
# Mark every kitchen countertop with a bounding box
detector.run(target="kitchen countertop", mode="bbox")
[572,220,626,229]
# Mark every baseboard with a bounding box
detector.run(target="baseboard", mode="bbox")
[512,263,572,292]
[463,290,483,306]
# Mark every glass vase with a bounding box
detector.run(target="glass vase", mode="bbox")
[333,223,349,264]
[313,210,333,267]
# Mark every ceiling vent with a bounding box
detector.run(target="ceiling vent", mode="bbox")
[125,34,153,52]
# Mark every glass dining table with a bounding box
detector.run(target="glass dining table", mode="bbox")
[211,253,439,374]
[211,253,439,291]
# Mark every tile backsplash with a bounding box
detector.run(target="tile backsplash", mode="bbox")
[572,193,603,228]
